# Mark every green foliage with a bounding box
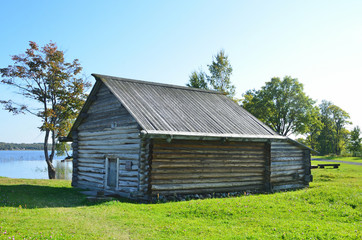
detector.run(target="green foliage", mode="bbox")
[317,100,351,155]
[0,41,90,178]
[0,164,361,239]
[347,126,362,157]
[186,70,208,90]
[242,76,317,136]
[55,142,71,157]
[207,50,235,97]
[187,50,236,98]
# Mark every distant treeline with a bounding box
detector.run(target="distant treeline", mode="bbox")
[0,142,51,150]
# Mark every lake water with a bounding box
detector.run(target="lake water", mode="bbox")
[0,150,72,180]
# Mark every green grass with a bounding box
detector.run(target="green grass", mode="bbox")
[312,156,362,162]
[0,163,361,239]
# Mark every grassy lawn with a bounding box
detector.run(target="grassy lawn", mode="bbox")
[0,163,361,239]
[312,156,362,162]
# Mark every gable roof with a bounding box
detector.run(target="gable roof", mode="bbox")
[93,74,282,138]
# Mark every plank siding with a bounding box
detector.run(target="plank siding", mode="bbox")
[270,141,310,191]
[151,139,267,195]
[75,83,141,197]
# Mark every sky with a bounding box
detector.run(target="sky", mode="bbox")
[0,0,361,143]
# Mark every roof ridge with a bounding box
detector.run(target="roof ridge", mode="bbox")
[92,73,222,95]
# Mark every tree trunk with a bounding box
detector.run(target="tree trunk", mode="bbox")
[44,129,56,179]
[47,161,56,179]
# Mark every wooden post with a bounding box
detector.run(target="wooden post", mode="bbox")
[148,139,153,197]
[303,149,312,183]
[71,130,79,187]
[264,141,272,192]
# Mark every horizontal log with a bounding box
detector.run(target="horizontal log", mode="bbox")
[79,143,140,151]
[79,127,139,136]
[78,122,138,132]
[78,158,105,164]
[152,158,265,164]
[154,140,265,148]
[116,187,138,193]
[153,153,265,159]
[271,169,304,177]
[271,165,304,171]
[79,132,140,141]
[78,162,105,168]
[271,161,304,166]
[151,181,264,191]
[77,174,104,185]
[118,177,138,182]
[119,170,138,177]
[271,151,303,157]
[78,166,105,174]
[78,149,139,155]
[118,182,138,188]
[152,167,265,174]
[152,162,264,168]
[78,171,104,180]
[77,180,104,189]
[271,175,304,183]
[80,114,134,127]
[78,138,140,146]
[153,144,265,151]
[151,176,264,185]
[153,149,265,156]
[79,153,139,160]
[271,156,304,162]
[87,103,122,114]
[151,172,263,180]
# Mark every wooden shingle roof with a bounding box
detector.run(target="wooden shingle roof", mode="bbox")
[91,74,283,140]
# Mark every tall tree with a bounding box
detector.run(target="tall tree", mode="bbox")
[347,126,362,156]
[0,41,90,179]
[242,76,316,136]
[317,100,351,155]
[187,50,236,98]
[207,50,235,97]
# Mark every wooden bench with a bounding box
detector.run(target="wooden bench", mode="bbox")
[318,164,340,169]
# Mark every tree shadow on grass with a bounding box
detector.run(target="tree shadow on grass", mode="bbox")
[0,184,135,209]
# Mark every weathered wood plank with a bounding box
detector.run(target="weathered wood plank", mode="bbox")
[78,162,105,168]
[77,174,104,184]
[78,166,105,174]
[152,162,264,168]
[78,149,139,155]
[79,153,139,160]
[152,181,264,191]
[79,143,140,151]
[152,158,266,163]
[152,172,262,180]
[78,138,140,146]
[152,176,264,185]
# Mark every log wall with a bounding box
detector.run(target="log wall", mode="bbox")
[74,83,141,198]
[270,141,311,191]
[150,139,267,195]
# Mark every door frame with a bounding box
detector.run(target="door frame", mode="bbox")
[105,157,119,190]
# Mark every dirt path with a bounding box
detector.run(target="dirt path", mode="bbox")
[312,158,362,166]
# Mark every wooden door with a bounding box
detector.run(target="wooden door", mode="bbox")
[106,158,118,189]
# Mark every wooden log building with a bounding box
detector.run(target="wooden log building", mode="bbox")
[62,74,314,200]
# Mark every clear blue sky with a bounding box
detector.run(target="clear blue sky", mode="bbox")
[1,0,361,143]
